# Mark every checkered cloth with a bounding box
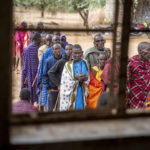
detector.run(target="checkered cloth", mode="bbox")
[101,58,120,92]
[126,55,150,109]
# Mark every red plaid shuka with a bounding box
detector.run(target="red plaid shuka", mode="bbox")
[101,58,120,92]
[126,55,150,109]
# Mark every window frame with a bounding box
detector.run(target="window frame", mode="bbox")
[1,0,150,148]
[11,0,150,123]
[11,0,130,124]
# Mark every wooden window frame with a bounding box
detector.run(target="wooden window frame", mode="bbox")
[1,0,150,149]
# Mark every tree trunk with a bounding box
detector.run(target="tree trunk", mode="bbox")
[41,5,45,18]
[78,10,89,31]
[73,1,89,32]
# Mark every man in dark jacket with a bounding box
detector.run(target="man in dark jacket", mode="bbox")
[42,43,62,111]
[48,44,73,90]
[48,44,73,110]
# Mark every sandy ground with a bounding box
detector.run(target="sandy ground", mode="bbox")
[12,8,150,103]
[13,7,105,28]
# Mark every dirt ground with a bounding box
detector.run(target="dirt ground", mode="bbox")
[13,7,105,28]
[12,8,150,103]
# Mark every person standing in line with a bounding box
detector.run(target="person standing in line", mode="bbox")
[101,42,121,92]
[21,33,41,105]
[38,34,52,63]
[37,35,65,110]
[87,52,108,109]
[23,24,34,49]
[42,43,62,111]
[48,44,73,110]
[84,33,106,69]
[60,34,68,49]
[59,44,89,111]
[127,42,150,109]
[15,21,27,73]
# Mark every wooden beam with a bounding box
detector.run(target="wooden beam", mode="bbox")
[11,109,150,125]
[118,0,133,114]
[0,0,12,148]
[11,117,150,146]
[11,137,150,150]
[109,0,119,107]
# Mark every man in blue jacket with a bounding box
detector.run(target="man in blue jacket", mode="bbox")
[37,36,65,111]
[42,43,62,111]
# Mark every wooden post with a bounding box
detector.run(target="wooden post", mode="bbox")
[118,0,133,114]
[108,0,119,108]
[0,0,12,148]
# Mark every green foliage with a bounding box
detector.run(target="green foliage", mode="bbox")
[67,0,106,11]
[14,0,56,9]
[14,0,106,12]
[134,0,138,4]
[99,0,106,7]
[14,0,32,7]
